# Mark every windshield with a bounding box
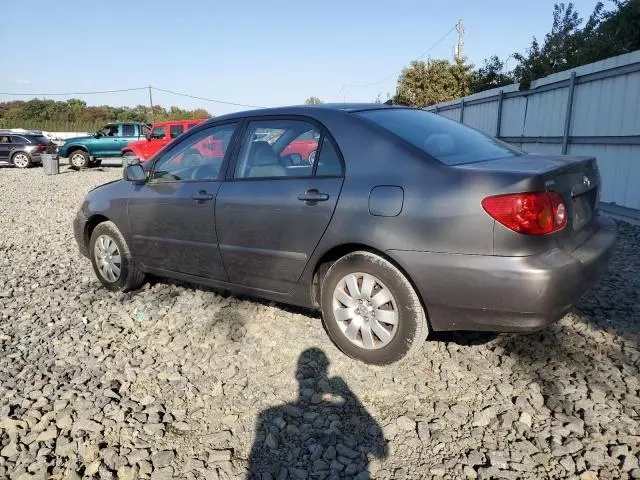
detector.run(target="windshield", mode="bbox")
[357,108,522,166]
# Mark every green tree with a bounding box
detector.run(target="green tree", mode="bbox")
[0,98,211,131]
[469,56,514,94]
[394,59,471,107]
[512,1,640,89]
[304,96,323,105]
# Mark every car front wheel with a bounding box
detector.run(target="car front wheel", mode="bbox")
[320,251,428,365]
[89,221,145,292]
[69,150,89,169]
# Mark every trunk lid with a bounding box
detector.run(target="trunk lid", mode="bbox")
[458,154,601,252]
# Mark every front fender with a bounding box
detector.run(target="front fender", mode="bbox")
[121,144,144,158]
[59,143,90,157]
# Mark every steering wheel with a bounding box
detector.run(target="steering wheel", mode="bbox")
[181,148,204,168]
[191,163,219,180]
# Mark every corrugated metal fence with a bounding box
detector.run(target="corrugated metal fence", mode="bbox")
[425,50,640,223]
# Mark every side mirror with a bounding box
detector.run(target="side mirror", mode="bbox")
[94,132,102,138]
[145,133,151,140]
[123,163,146,183]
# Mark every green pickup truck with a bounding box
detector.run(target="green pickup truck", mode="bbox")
[58,122,150,168]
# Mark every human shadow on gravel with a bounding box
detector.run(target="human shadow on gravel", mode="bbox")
[246,348,388,479]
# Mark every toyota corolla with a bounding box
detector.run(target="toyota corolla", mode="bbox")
[73,104,616,365]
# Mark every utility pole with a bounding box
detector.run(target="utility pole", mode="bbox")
[148,85,155,125]
[342,83,346,103]
[454,19,464,62]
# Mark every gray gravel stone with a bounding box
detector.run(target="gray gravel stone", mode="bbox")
[0,167,638,479]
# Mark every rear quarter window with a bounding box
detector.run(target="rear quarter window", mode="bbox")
[356,108,522,166]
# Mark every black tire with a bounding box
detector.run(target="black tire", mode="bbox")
[307,150,317,163]
[89,221,145,292]
[69,149,90,169]
[11,152,32,169]
[320,251,428,365]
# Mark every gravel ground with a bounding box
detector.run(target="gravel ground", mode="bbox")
[0,161,639,480]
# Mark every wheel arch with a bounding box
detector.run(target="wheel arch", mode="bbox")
[122,146,141,157]
[11,150,32,162]
[68,145,90,154]
[309,243,429,319]
[85,214,110,249]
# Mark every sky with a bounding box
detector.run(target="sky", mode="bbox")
[1,0,602,116]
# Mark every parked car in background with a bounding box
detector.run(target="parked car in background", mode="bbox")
[263,129,319,164]
[74,104,615,365]
[57,122,149,168]
[0,131,57,168]
[121,119,205,162]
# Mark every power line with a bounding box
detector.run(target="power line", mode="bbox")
[152,87,265,109]
[344,24,458,90]
[0,87,148,96]
[0,86,265,109]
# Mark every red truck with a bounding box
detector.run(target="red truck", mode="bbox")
[121,119,208,161]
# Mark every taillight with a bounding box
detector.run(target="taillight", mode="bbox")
[482,192,567,235]
[36,144,47,151]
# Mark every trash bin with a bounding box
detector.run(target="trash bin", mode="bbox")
[42,154,60,175]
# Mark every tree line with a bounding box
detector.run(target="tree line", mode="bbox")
[308,1,639,108]
[0,99,211,132]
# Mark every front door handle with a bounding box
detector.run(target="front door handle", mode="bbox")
[192,191,214,203]
[297,189,329,204]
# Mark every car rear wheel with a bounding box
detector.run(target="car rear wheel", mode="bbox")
[69,150,89,169]
[307,150,317,163]
[12,152,31,168]
[89,221,145,292]
[320,251,428,365]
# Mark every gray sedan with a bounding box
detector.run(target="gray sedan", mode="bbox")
[73,104,615,364]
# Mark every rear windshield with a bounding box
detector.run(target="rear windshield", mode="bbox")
[357,108,522,165]
[33,135,50,144]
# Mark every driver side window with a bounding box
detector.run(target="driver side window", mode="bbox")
[150,123,237,183]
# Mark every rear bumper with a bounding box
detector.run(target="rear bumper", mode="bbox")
[390,215,617,332]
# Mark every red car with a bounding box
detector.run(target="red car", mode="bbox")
[122,119,207,161]
[263,129,319,163]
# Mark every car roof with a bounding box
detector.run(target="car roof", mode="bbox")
[0,132,42,138]
[153,119,206,126]
[0,130,43,135]
[206,103,401,123]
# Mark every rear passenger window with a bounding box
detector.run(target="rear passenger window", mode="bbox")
[122,124,136,137]
[234,119,321,179]
[170,124,184,138]
[186,123,198,130]
[315,138,343,176]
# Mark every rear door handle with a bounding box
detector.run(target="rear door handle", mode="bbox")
[192,191,214,202]
[297,189,329,203]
